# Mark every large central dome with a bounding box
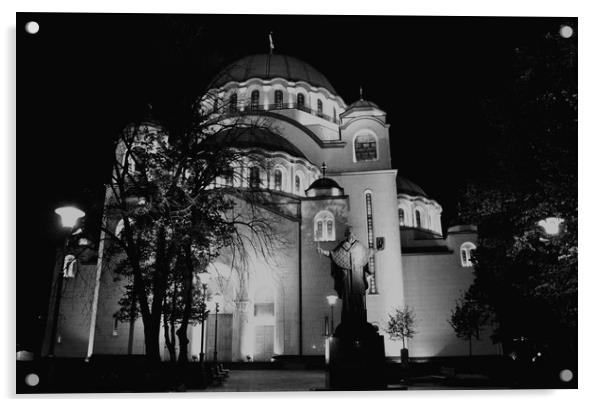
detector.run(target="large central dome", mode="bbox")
[209,54,338,95]
[206,127,307,159]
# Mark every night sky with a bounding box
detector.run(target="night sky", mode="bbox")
[17,13,575,351]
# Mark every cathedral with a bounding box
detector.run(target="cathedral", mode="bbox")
[43,54,498,362]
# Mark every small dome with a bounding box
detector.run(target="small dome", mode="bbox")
[345,99,380,111]
[340,98,383,118]
[396,176,429,198]
[306,177,344,197]
[206,128,306,159]
[209,54,338,95]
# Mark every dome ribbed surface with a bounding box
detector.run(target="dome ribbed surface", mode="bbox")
[209,54,337,95]
[206,128,306,159]
[306,176,344,197]
[345,99,380,110]
[308,177,341,190]
[396,176,429,198]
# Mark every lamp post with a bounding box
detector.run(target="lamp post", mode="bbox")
[212,293,222,364]
[326,295,338,336]
[49,206,85,357]
[199,281,208,364]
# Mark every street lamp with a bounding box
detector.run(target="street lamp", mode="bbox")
[55,206,85,229]
[212,293,222,364]
[198,271,210,364]
[538,217,564,236]
[326,295,338,336]
[49,206,85,357]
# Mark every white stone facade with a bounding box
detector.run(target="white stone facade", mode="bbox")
[44,54,498,362]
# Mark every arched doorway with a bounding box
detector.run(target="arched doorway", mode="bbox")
[253,285,275,361]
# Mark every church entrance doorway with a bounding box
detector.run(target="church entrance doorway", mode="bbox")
[252,285,275,361]
[254,325,274,361]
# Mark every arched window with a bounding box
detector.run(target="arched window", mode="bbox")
[213,97,219,113]
[399,208,405,226]
[294,174,301,195]
[415,210,422,229]
[63,254,77,278]
[354,133,378,161]
[112,318,119,337]
[249,167,261,188]
[274,90,284,109]
[274,169,283,191]
[460,242,477,267]
[229,93,238,114]
[314,211,335,241]
[115,219,125,238]
[297,93,305,108]
[365,191,377,294]
[251,90,260,110]
[224,167,234,187]
[317,99,323,116]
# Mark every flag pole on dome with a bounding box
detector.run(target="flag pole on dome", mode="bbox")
[269,31,275,55]
[266,30,274,77]
[359,86,363,100]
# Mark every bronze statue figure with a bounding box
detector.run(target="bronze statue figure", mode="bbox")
[318,227,375,337]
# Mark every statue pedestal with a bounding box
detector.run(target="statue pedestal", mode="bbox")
[325,329,386,390]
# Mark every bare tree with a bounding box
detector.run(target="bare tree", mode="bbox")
[449,292,491,358]
[385,306,417,352]
[103,93,287,362]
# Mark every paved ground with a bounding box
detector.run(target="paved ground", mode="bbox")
[204,369,326,392]
[201,369,508,392]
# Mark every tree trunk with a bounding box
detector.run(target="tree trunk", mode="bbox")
[163,324,176,362]
[177,241,194,363]
[121,217,157,361]
[144,319,161,362]
[176,327,189,363]
[163,300,176,362]
[127,287,137,354]
[146,225,169,361]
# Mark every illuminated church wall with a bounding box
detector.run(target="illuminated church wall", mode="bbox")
[402,228,498,358]
[299,197,349,355]
[42,263,96,357]
[43,53,500,362]
[333,170,405,355]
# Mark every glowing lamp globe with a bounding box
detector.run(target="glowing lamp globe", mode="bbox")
[326,295,338,306]
[538,217,564,236]
[55,206,85,229]
[211,292,223,309]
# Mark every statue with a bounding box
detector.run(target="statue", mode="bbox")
[318,227,375,337]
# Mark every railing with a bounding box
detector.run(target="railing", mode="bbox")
[222,102,340,125]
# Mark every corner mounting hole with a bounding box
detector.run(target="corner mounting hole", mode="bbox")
[559,369,573,382]
[25,373,40,386]
[25,21,39,34]
[559,25,573,39]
